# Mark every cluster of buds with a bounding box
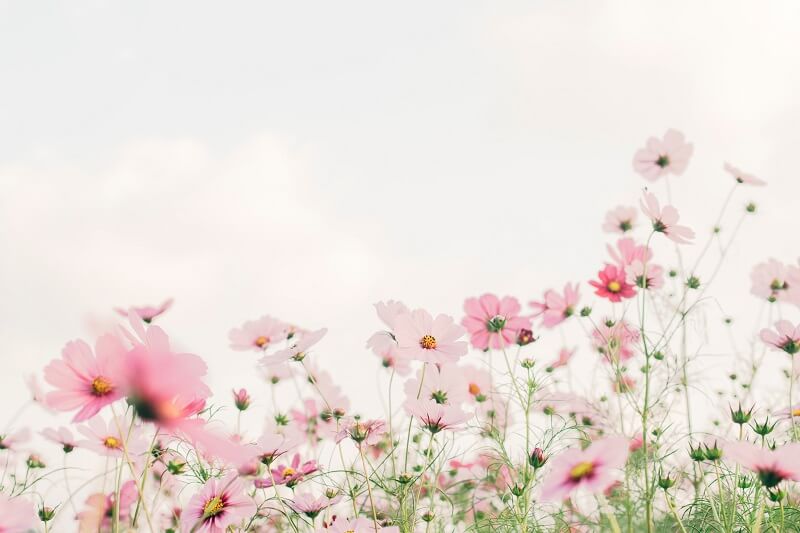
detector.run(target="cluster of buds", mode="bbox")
[689,442,722,462]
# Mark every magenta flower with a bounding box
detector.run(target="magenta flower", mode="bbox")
[602,206,637,234]
[724,441,800,488]
[589,264,636,302]
[255,453,319,488]
[640,191,695,244]
[114,298,173,322]
[462,294,531,351]
[0,494,38,533]
[260,328,327,366]
[539,436,630,502]
[43,335,125,422]
[181,473,256,533]
[760,320,800,355]
[228,315,289,352]
[394,309,467,365]
[724,162,765,186]
[633,129,693,181]
[405,399,469,434]
[530,283,580,328]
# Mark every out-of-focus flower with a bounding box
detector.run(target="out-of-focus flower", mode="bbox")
[0,494,39,532]
[405,399,469,434]
[589,264,636,302]
[539,436,630,501]
[366,300,410,354]
[626,260,664,290]
[461,365,492,403]
[724,162,765,186]
[592,320,639,362]
[323,517,400,533]
[255,453,318,488]
[760,320,800,355]
[602,206,638,234]
[404,365,468,406]
[530,283,580,328]
[461,294,531,350]
[633,129,693,181]
[394,309,467,365]
[228,315,289,352]
[335,418,386,446]
[640,192,694,244]
[0,428,31,451]
[76,415,147,458]
[114,298,173,323]
[289,492,341,519]
[181,473,256,533]
[549,347,575,370]
[232,389,251,411]
[77,480,137,532]
[724,441,800,488]
[41,426,78,453]
[606,238,652,268]
[260,328,327,366]
[750,259,798,303]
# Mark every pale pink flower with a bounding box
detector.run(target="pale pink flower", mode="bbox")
[255,453,319,488]
[626,260,664,290]
[366,300,410,354]
[394,309,467,365]
[77,480,137,532]
[633,129,693,181]
[405,399,469,433]
[44,335,126,422]
[0,428,31,451]
[640,191,694,244]
[77,415,147,458]
[606,238,652,268]
[592,320,640,362]
[114,298,173,322]
[228,315,289,352]
[24,373,51,409]
[530,283,580,328]
[253,425,303,465]
[335,418,387,446]
[724,441,800,487]
[290,492,341,518]
[549,347,575,370]
[760,320,800,355]
[461,365,492,403]
[404,365,468,406]
[539,436,630,501]
[724,162,766,186]
[304,362,351,415]
[374,343,412,376]
[181,473,257,533]
[0,494,38,533]
[602,206,637,234]
[462,294,532,350]
[260,362,295,384]
[41,426,78,453]
[751,259,794,303]
[260,328,327,366]
[323,517,400,533]
[589,264,636,302]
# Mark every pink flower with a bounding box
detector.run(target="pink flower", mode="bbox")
[374,344,412,376]
[640,192,695,244]
[626,260,664,290]
[366,300,410,354]
[394,309,467,365]
[549,347,575,370]
[461,365,492,403]
[530,283,580,328]
[0,428,30,451]
[750,259,797,303]
[77,480,138,531]
[290,492,341,519]
[44,335,125,422]
[589,264,636,302]
[606,238,652,268]
[592,319,640,362]
[724,441,800,487]
[632,129,693,181]
[260,328,327,366]
[181,473,256,533]
[724,162,765,186]
[404,365,468,406]
[335,418,386,446]
[41,426,78,453]
[77,415,147,458]
[602,206,637,234]
[228,315,288,352]
[255,453,319,488]
[0,494,37,533]
[405,399,469,434]
[232,389,251,411]
[254,425,303,465]
[114,298,173,323]
[539,436,630,502]
[760,320,800,355]
[461,294,532,350]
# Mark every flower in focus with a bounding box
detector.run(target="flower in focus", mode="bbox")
[626,260,664,290]
[640,191,695,244]
[539,436,630,501]
[394,309,467,365]
[589,264,636,302]
[724,162,765,186]
[405,399,469,434]
[41,426,78,453]
[228,315,288,352]
[724,441,800,488]
[530,283,580,328]
[760,320,800,355]
[260,328,327,366]
[366,300,410,354]
[602,206,637,234]
[44,335,125,422]
[0,493,37,533]
[181,472,256,533]
[114,298,173,323]
[256,453,319,488]
[632,129,693,181]
[461,294,532,350]
[289,492,341,519]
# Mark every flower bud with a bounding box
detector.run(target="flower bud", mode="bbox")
[38,507,55,522]
[528,447,547,469]
[729,403,753,425]
[517,329,536,346]
[232,388,251,411]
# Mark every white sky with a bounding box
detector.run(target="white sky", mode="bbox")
[2,2,800,437]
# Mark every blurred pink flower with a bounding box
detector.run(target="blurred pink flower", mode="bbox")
[461,365,492,403]
[228,315,289,352]
[324,517,400,533]
[750,259,798,303]
[289,492,341,519]
[633,129,693,181]
[549,347,575,370]
[462,294,531,350]
[760,320,800,355]
[724,441,800,487]
[256,453,319,488]
[404,365,468,406]
[405,399,469,434]
[0,428,30,451]
[626,260,664,290]
[606,238,652,268]
[394,309,467,365]
[260,328,327,366]
[530,283,580,328]
[539,436,630,501]
[602,206,637,234]
[589,264,636,302]
[592,319,639,362]
[77,415,147,458]
[181,473,256,533]
[640,191,694,244]
[41,426,78,453]
[335,418,386,446]
[77,480,137,532]
[724,162,765,186]
[0,494,37,533]
[114,298,173,323]
[366,300,410,354]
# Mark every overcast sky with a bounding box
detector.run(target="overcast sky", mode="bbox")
[2,2,800,432]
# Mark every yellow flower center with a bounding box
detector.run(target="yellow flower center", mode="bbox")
[254,336,269,348]
[468,383,481,396]
[793,409,800,417]
[420,335,437,350]
[103,436,121,449]
[203,496,225,516]
[569,461,594,480]
[282,467,296,478]
[607,281,621,293]
[91,376,113,396]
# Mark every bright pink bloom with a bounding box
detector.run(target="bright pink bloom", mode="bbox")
[255,453,319,488]
[0,494,37,533]
[404,365,468,406]
[394,309,467,365]
[405,399,469,434]
[530,283,580,328]
[640,192,695,244]
[589,264,636,302]
[181,473,256,533]
[592,319,640,362]
[290,492,341,518]
[724,162,765,186]
[626,260,664,290]
[41,426,78,453]
[260,328,327,366]
[724,441,800,487]
[114,298,173,322]
[760,320,800,355]
[462,294,532,350]
[228,315,288,352]
[539,436,630,502]
[44,335,125,422]
[602,206,637,234]
[549,347,575,370]
[633,129,693,181]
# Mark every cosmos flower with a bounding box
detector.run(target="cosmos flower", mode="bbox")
[77,480,138,532]
[255,453,319,488]
[530,283,580,328]
[366,300,410,354]
[750,259,797,303]
[592,320,640,362]
[260,328,327,366]
[114,298,173,322]
[76,415,147,459]
[760,320,800,355]
[0,428,31,451]
[602,206,638,234]
[41,426,78,453]
[404,365,468,406]
[626,260,664,290]
[461,294,532,350]
[228,315,289,352]
[640,191,695,244]
[405,399,470,434]
[0,494,39,533]
[394,309,467,365]
[724,441,800,488]
[589,264,636,302]
[289,492,341,519]
[181,473,256,533]
[632,129,693,181]
[549,347,575,370]
[724,162,765,186]
[335,418,387,446]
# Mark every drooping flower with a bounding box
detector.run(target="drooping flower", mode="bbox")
[640,191,695,244]
[0,494,39,533]
[394,309,467,365]
[289,492,341,519]
[602,206,638,234]
[724,162,766,186]
[41,426,78,453]
[530,283,580,328]
[181,473,257,533]
[260,328,327,366]
[724,441,800,488]
[760,320,800,355]
[44,335,125,422]
[404,365,468,406]
[589,264,636,302]
[632,129,693,181]
[255,453,319,488]
[539,436,630,501]
[114,298,173,322]
[461,294,532,350]
[626,260,664,290]
[405,399,470,434]
[228,315,289,352]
